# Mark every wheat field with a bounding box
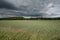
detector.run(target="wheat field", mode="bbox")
[0,20,60,40]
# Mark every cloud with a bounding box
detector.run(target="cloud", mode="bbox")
[0,0,60,18]
[0,0,16,10]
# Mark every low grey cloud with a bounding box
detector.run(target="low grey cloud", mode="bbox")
[0,0,60,18]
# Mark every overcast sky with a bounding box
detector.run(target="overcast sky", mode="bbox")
[0,0,60,18]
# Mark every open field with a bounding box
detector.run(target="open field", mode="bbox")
[0,20,60,40]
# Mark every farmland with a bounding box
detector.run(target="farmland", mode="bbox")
[0,20,60,40]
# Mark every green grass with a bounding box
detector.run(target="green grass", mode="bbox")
[0,20,60,40]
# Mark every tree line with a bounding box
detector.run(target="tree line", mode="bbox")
[0,17,60,20]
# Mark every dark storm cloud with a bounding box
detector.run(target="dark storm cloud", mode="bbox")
[0,0,16,10]
[0,0,60,18]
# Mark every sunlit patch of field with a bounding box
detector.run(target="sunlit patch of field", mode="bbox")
[0,20,60,40]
